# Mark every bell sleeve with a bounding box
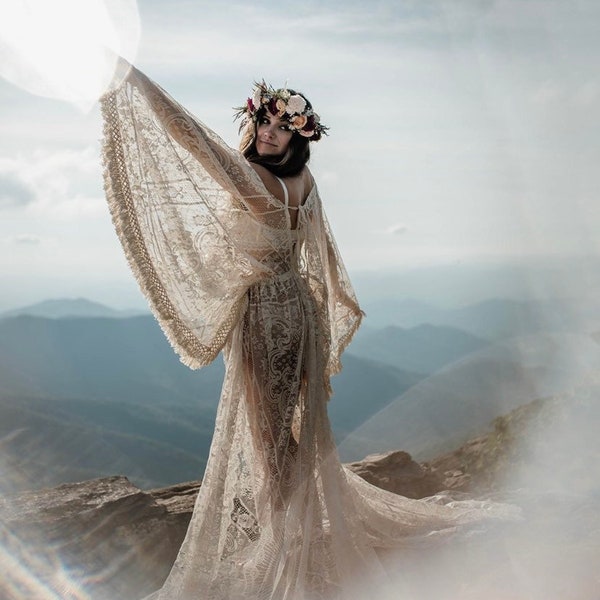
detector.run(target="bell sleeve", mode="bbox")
[303,192,364,380]
[100,64,280,368]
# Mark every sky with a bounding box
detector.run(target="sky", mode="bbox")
[1,0,600,311]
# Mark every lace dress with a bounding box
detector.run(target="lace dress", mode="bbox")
[100,65,516,600]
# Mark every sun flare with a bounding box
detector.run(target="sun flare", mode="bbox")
[0,0,140,112]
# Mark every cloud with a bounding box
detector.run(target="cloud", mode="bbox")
[136,2,452,81]
[9,233,43,245]
[386,223,408,236]
[0,146,105,219]
[368,223,408,237]
[1,0,599,292]
[0,172,35,208]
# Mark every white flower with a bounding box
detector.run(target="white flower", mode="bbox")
[286,94,307,115]
[252,88,262,110]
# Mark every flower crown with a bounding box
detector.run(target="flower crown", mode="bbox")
[234,80,328,142]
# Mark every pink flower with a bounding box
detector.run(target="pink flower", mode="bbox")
[291,114,308,129]
[275,98,287,117]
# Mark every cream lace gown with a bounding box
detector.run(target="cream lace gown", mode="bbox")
[101,66,515,600]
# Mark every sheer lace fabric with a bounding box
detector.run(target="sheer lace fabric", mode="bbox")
[101,66,517,600]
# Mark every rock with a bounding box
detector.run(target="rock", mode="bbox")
[149,479,201,515]
[0,450,446,599]
[425,435,490,493]
[347,450,444,498]
[0,448,497,600]
[2,388,600,600]
[0,476,199,600]
[440,469,472,491]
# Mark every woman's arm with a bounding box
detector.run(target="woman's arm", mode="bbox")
[104,60,262,200]
[100,63,281,369]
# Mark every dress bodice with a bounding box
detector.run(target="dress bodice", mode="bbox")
[238,183,315,275]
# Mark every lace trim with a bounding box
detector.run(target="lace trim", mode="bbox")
[101,90,244,368]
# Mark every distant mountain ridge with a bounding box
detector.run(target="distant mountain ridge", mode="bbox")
[0,298,147,320]
[361,296,592,340]
[3,296,598,493]
[0,314,225,404]
[348,323,489,374]
[0,312,422,492]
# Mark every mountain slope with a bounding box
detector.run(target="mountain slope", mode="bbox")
[348,323,488,374]
[338,332,600,462]
[0,315,224,406]
[329,354,422,441]
[0,396,208,492]
[0,314,421,491]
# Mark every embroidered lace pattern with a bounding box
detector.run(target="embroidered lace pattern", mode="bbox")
[101,65,519,600]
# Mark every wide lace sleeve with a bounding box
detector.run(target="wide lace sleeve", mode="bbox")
[100,64,285,368]
[303,192,364,380]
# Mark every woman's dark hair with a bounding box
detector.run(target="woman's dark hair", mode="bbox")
[240,102,311,178]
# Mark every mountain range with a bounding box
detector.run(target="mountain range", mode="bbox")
[0,297,146,319]
[2,297,598,493]
[0,304,426,491]
[359,296,595,340]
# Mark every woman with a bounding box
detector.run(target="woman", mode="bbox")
[101,62,515,600]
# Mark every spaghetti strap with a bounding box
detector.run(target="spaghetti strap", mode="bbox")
[274,175,289,207]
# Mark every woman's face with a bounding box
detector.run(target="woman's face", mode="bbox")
[256,111,293,157]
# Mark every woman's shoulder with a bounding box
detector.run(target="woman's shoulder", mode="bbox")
[249,163,281,199]
[249,163,312,182]
[249,164,313,204]
[300,167,315,190]
[249,162,274,183]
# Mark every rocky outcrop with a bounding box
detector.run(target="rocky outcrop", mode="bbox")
[346,450,443,498]
[3,390,598,600]
[4,383,598,600]
[0,476,200,600]
[0,451,447,600]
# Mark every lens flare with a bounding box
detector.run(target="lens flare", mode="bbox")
[0,0,140,112]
